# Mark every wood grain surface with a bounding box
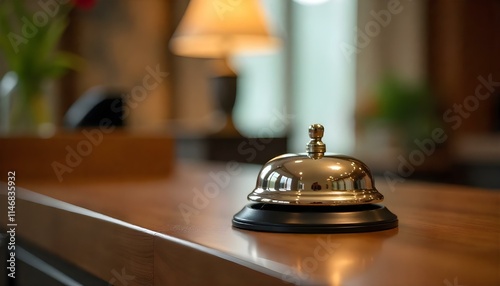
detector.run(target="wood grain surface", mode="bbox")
[1,162,499,285]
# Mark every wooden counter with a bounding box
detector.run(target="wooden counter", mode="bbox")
[1,162,499,285]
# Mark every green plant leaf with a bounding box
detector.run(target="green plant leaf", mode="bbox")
[0,0,79,81]
[0,1,17,69]
[37,17,69,68]
[43,52,84,78]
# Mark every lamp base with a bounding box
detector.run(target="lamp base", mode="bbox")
[209,75,240,137]
[232,203,398,233]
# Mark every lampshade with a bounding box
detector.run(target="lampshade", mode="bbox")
[170,0,280,58]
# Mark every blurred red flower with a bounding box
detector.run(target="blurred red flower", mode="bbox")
[73,0,96,10]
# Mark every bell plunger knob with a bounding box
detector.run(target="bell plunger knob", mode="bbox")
[307,124,326,159]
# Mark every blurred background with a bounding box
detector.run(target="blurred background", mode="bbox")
[0,0,499,188]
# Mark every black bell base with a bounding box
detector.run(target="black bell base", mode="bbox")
[232,203,398,233]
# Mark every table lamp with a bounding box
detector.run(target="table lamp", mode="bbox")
[170,0,280,136]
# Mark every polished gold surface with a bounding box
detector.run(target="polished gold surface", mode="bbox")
[248,124,384,205]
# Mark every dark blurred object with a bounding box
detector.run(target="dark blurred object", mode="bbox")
[209,74,239,136]
[63,87,124,129]
[494,92,500,132]
[0,234,106,285]
[177,137,287,165]
[458,162,500,189]
[455,135,500,189]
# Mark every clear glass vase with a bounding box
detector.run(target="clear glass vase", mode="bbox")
[0,71,56,137]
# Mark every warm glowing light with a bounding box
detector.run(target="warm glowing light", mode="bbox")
[170,0,280,57]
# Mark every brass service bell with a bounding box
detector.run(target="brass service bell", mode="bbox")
[232,124,398,233]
